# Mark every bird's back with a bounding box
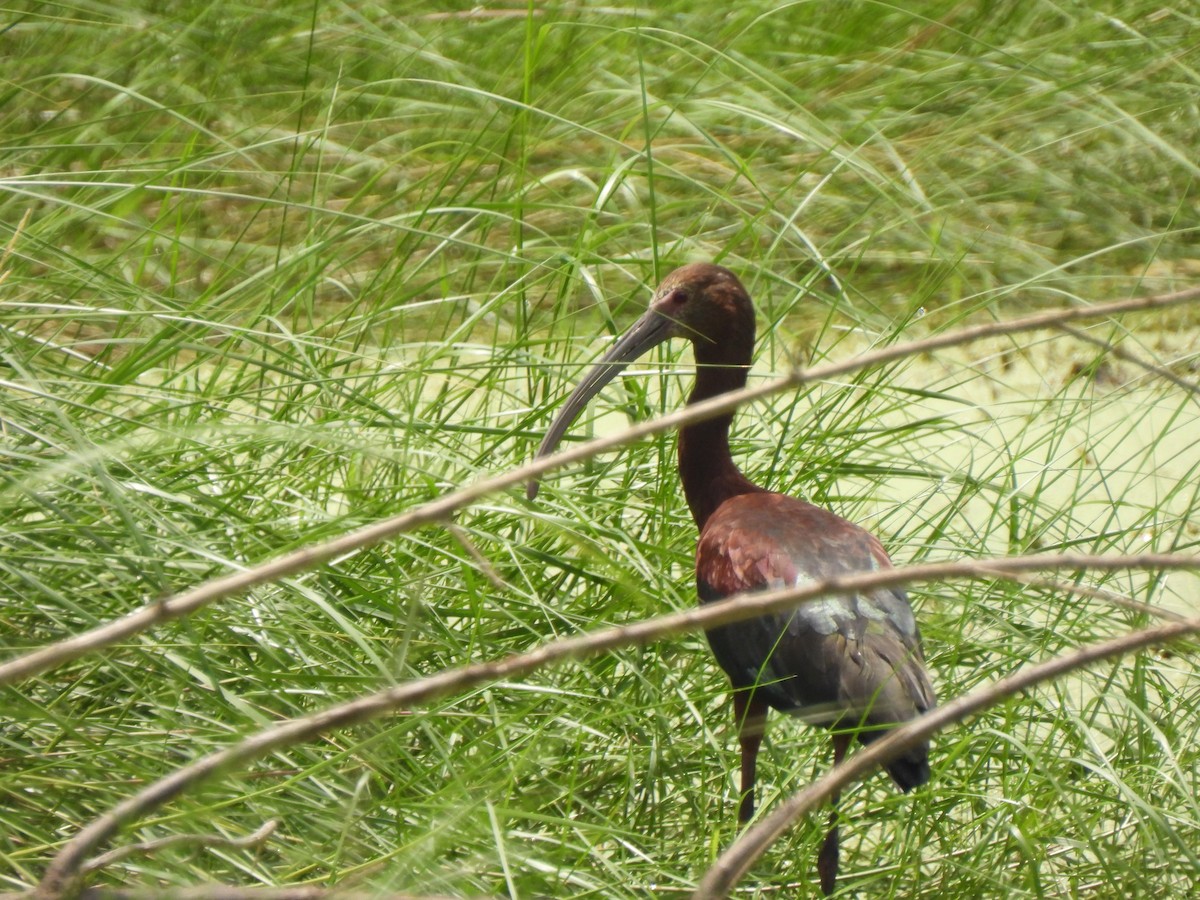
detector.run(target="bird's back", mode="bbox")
[695,492,935,790]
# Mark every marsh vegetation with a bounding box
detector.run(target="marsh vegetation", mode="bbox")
[2,2,1199,897]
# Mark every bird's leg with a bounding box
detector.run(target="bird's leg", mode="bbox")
[732,690,769,824]
[817,731,852,896]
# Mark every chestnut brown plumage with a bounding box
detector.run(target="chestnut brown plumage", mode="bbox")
[528,263,935,895]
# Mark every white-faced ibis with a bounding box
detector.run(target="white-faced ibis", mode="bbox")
[528,263,935,895]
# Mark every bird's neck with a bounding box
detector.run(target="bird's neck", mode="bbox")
[678,355,765,530]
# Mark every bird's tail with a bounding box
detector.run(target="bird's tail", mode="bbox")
[854,633,936,792]
[858,730,931,792]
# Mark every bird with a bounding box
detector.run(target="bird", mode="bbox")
[527,262,935,895]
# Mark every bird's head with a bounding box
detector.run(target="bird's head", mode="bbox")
[646,263,755,358]
[526,263,756,499]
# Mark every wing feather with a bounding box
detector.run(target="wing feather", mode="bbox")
[696,492,935,786]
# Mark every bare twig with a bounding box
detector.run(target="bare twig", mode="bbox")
[1056,322,1200,397]
[64,888,479,900]
[690,614,1200,899]
[80,820,278,875]
[973,566,1194,623]
[3,285,1199,688]
[33,551,1200,898]
[445,522,511,593]
[0,208,31,289]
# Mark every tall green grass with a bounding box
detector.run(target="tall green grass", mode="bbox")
[2,1,1198,896]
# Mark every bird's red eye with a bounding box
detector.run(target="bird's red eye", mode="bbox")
[666,288,688,305]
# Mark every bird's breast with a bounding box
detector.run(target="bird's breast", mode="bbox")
[695,492,892,597]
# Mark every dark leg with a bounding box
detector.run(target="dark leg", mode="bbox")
[732,690,769,824]
[817,732,851,896]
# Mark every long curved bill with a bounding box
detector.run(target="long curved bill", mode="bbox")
[526,308,673,500]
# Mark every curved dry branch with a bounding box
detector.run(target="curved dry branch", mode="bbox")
[690,614,1200,899]
[1055,322,1200,398]
[0,208,31,289]
[33,551,1200,898]
[3,285,1199,688]
[972,567,1193,622]
[123,893,470,900]
[79,821,277,876]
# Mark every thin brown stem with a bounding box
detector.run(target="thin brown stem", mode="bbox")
[445,522,511,593]
[973,567,1194,623]
[2,889,480,900]
[1055,322,1200,398]
[80,821,278,875]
